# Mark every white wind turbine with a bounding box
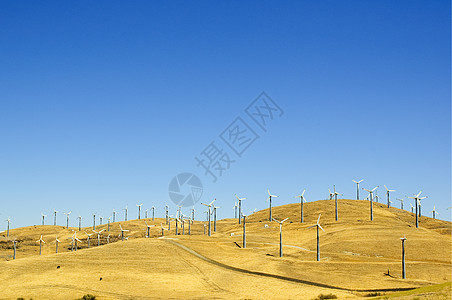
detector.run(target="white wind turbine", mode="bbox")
[145,208,149,219]
[384,185,396,208]
[77,216,82,231]
[53,209,58,226]
[400,236,407,279]
[151,206,156,221]
[99,216,103,225]
[294,189,307,223]
[363,186,379,221]
[233,202,238,219]
[352,179,364,200]
[332,185,342,221]
[12,239,17,259]
[242,211,248,248]
[160,223,166,236]
[235,195,246,224]
[106,234,111,244]
[272,217,289,257]
[266,189,278,221]
[92,213,96,230]
[165,204,169,225]
[55,236,61,254]
[430,206,439,219]
[123,206,128,221]
[408,192,426,228]
[5,217,10,237]
[410,203,414,213]
[328,189,334,200]
[137,203,143,220]
[41,213,47,226]
[308,214,325,262]
[36,235,45,255]
[107,216,111,232]
[396,198,404,210]
[65,212,72,229]
[144,221,155,238]
[201,199,215,236]
[213,206,221,232]
[93,229,105,246]
[85,232,93,248]
[112,209,116,223]
[191,206,196,221]
[119,224,129,241]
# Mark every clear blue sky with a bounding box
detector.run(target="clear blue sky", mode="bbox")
[0,1,450,229]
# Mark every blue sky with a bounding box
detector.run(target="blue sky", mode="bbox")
[0,1,450,228]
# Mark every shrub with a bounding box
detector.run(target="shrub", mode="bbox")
[365,292,382,297]
[313,294,337,300]
[78,295,96,300]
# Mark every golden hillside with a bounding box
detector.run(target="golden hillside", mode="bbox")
[0,199,450,299]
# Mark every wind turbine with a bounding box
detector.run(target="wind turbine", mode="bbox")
[106,234,111,244]
[242,211,248,248]
[93,229,105,246]
[352,179,364,200]
[112,209,116,223]
[119,224,129,241]
[401,236,407,279]
[430,206,439,219]
[41,213,47,226]
[408,191,425,228]
[13,239,17,259]
[145,209,149,219]
[65,212,71,229]
[151,206,156,221]
[5,217,10,237]
[85,232,93,248]
[73,232,82,251]
[328,189,334,200]
[410,203,414,213]
[77,216,82,231]
[107,216,111,231]
[165,204,169,225]
[201,199,215,236]
[144,221,155,238]
[308,214,325,261]
[123,206,128,221]
[235,195,246,224]
[397,198,404,210]
[384,185,396,208]
[266,189,278,221]
[272,217,289,257]
[137,203,143,220]
[55,236,61,254]
[233,202,238,219]
[213,206,221,232]
[417,195,427,217]
[191,206,196,221]
[53,209,58,226]
[99,216,103,225]
[160,223,166,236]
[363,186,379,221]
[92,213,96,230]
[332,186,342,221]
[294,189,306,223]
[36,235,45,255]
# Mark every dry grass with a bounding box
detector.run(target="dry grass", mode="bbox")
[0,199,450,299]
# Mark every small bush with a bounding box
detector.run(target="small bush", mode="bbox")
[313,294,337,300]
[365,292,382,297]
[78,295,96,300]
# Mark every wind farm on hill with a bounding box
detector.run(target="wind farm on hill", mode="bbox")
[0,185,451,299]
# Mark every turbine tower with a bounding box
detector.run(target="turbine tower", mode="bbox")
[92,213,96,230]
[352,179,364,200]
[401,236,407,279]
[384,185,396,208]
[6,217,10,237]
[144,221,155,238]
[295,189,306,223]
[53,209,58,226]
[55,236,61,254]
[77,216,82,231]
[308,214,325,261]
[396,198,404,210]
[65,212,71,229]
[408,192,426,228]
[233,202,238,219]
[41,213,47,226]
[123,206,128,221]
[36,235,45,255]
[112,209,116,223]
[235,195,246,224]
[363,186,379,221]
[201,199,215,236]
[119,224,129,241]
[332,185,342,221]
[213,206,220,232]
[430,206,439,219]
[266,189,278,221]
[137,203,143,220]
[151,206,156,221]
[272,217,289,257]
